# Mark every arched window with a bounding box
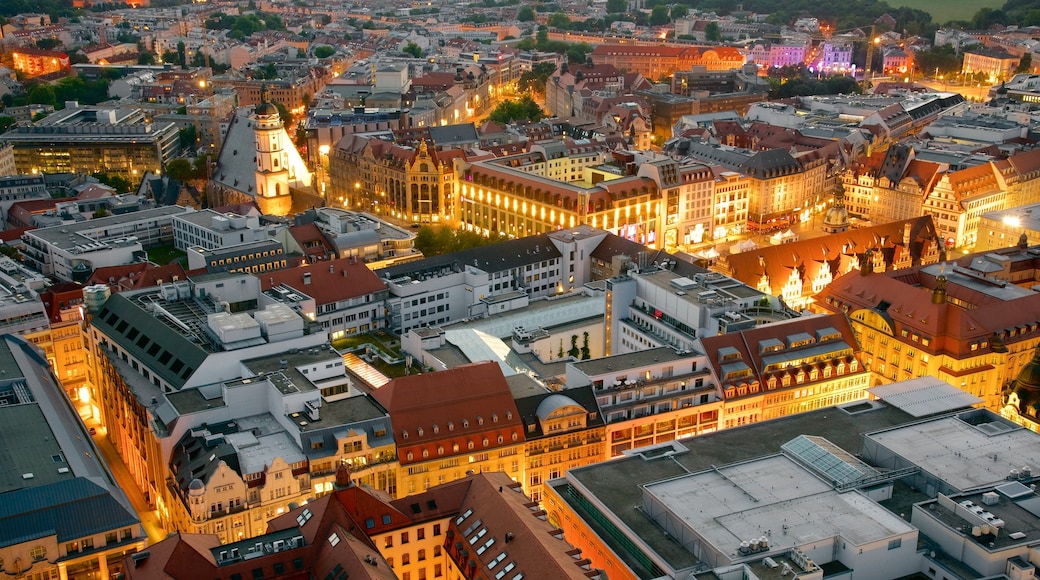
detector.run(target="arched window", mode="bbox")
[422,449,429,458]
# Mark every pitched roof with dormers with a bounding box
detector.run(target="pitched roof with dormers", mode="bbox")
[700,313,865,400]
[370,362,525,465]
[816,264,1040,359]
[444,473,600,580]
[945,162,1004,203]
[715,215,939,298]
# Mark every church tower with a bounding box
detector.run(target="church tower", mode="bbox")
[253,85,293,215]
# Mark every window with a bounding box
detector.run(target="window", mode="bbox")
[417,527,425,540]
[402,553,411,565]
[385,536,393,548]
[30,545,46,561]
[418,549,427,561]
[401,531,409,544]
[888,539,902,550]
[433,524,442,536]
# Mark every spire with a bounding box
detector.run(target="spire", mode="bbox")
[1020,231,1029,250]
[254,84,279,117]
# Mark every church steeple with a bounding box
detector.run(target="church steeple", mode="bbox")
[252,83,291,214]
[932,264,948,305]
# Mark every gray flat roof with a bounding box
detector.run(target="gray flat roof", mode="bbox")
[571,346,693,376]
[549,403,914,578]
[867,377,982,417]
[865,410,1040,492]
[27,205,190,250]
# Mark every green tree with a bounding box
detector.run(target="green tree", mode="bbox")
[314,45,335,58]
[402,41,423,58]
[273,102,292,127]
[705,21,721,42]
[178,125,197,150]
[517,6,535,21]
[138,51,156,65]
[193,154,211,179]
[568,335,580,358]
[605,0,627,13]
[536,25,549,44]
[649,5,669,26]
[177,41,186,69]
[0,116,14,133]
[487,96,544,124]
[27,85,56,107]
[166,158,194,182]
[92,208,109,219]
[92,172,132,193]
[548,12,571,28]
[1017,53,1033,74]
[35,37,60,50]
[581,331,590,359]
[671,5,688,19]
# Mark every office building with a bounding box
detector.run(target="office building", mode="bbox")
[0,105,178,177]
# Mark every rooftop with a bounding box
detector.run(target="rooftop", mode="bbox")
[550,402,914,578]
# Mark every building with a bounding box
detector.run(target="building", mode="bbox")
[9,47,69,77]
[260,256,389,340]
[962,47,1020,83]
[544,381,1015,580]
[698,313,870,427]
[713,216,941,310]
[590,45,745,80]
[977,202,1040,251]
[815,256,1040,407]
[0,334,147,580]
[328,134,461,226]
[843,144,946,223]
[370,362,527,497]
[923,161,1007,248]
[86,273,332,527]
[172,209,270,252]
[0,105,179,177]
[566,347,722,458]
[20,205,193,282]
[207,91,313,216]
[513,384,606,503]
[1002,342,1040,432]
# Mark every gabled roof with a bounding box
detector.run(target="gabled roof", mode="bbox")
[370,362,525,463]
[260,256,386,305]
[87,263,187,292]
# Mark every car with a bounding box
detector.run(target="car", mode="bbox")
[88,427,97,436]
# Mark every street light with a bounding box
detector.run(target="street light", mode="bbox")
[318,145,330,201]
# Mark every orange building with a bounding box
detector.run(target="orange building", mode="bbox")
[591,44,745,80]
[11,47,69,77]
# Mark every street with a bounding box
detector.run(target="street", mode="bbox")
[913,78,994,102]
[89,422,167,545]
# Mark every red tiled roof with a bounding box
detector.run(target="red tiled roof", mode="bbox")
[87,263,187,292]
[260,257,386,305]
[370,362,525,465]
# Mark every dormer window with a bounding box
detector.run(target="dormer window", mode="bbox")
[492,413,498,423]
[477,416,484,426]
[437,446,444,456]
[417,427,424,437]
[452,443,460,452]
[506,411,513,420]
[448,421,454,431]
[468,441,474,450]
[423,449,429,458]
[407,452,413,461]
[463,419,469,428]
[402,430,409,440]
[433,424,439,434]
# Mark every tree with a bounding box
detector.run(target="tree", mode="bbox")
[487,96,544,124]
[166,158,194,182]
[273,101,292,127]
[314,45,335,58]
[548,12,570,28]
[35,37,60,50]
[1017,53,1033,74]
[705,21,721,42]
[670,5,688,19]
[517,6,535,21]
[649,5,669,26]
[581,331,590,359]
[536,25,549,44]
[605,0,627,13]
[138,51,156,65]
[0,116,14,134]
[92,172,132,193]
[568,335,580,358]
[27,85,56,107]
[402,41,423,58]
[178,126,198,151]
[177,41,187,69]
